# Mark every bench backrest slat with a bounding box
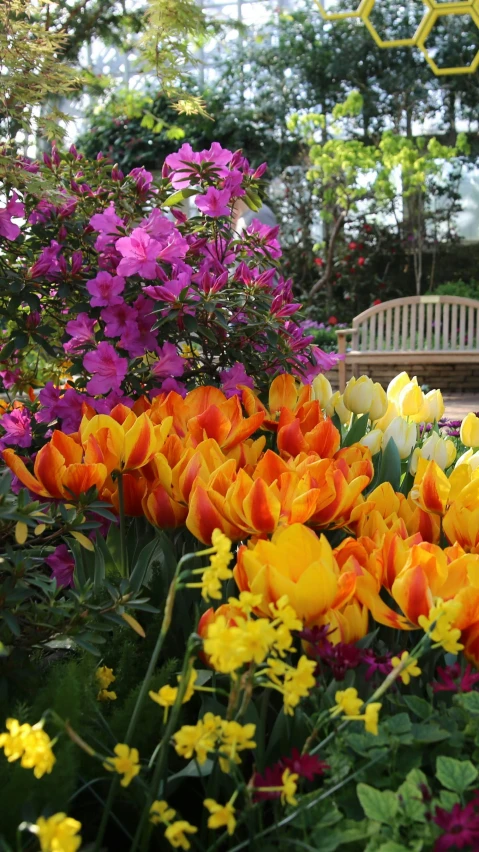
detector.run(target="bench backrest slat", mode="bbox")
[351,295,479,353]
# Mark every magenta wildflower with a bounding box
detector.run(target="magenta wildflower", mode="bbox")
[434,798,479,851]
[45,544,75,588]
[151,342,184,379]
[89,203,123,234]
[29,240,62,279]
[116,228,161,279]
[220,363,254,398]
[83,342,128,395]
[141,208,175,239]
[281,749,328,781]
[0,193,25,241]
[433,663,479,694]
[0,408,32,449]
[36,383,62,423]
[86,271,125,307]
[195,187,232,218]
[362,649,393,681]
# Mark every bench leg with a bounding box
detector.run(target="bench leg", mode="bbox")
[338,358,346,393]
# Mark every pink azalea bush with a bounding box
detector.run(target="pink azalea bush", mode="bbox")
[0,141,338,445]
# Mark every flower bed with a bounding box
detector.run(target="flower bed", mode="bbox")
[1,144,479,852]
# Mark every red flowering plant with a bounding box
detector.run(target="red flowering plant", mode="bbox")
[0,142,336,452]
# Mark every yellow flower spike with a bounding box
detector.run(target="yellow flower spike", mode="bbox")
[391,651,422,685]
[164,820,198,850]
[204,796,237,835]
[363,703,382,736]
[173,713,222,765]
[149,669,197,721]
[269,595,303,632]
[266,655,317,715]
[461,412,479,448]
[33,813,82,852]
[103,743,140,787]
[150,800,177,826]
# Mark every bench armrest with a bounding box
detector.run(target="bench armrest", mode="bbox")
[336,328,353,357]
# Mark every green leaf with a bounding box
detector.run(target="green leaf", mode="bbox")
[376,438,401,491]
[438,790,460,810]
[164,187,198,207]
[455,691,479,715]
[342,412,369,447]
[411,723,449,743]
[93,546,105,595]
[403,696,432,720]
[436,756,478,794]
[357,783,399,824]
[129,536,164,594]
[396,779,427,823]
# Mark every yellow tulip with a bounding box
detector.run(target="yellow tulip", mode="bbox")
[397,378,424,418]
[456,449,479,471]
[420,432,456,470]
[311,374,333,406]
[415,389,445,424]
[444,479,479,553]
[343,376,374,415]
[375,400,398,432]
[369,383,388,421]
[460,413,479,448]
[360,429,383,455]
[382,416,417,460]
[387,372,411,405]
[325,391,351,426]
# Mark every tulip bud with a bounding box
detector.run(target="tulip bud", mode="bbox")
[460,412,479,448]
[456,448,479,471]
[311,374,333,406]
[387,371,411,404]
[422,389,445,423]
[360,429,382,455]
[421,432,456,470]
[369,382,388,421]
[343,375,374,414]
[397,378,424,417]
[325,391,351,426]
[409,446,421,475]
[382,416,417,460]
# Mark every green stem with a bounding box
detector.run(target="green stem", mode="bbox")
[118,472,128,578]
[94,554,185,852]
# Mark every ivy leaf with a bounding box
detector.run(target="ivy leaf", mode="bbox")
[436,756,478,795]
[357,783,399,824]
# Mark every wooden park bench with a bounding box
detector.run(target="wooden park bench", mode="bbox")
[336,295,479,392]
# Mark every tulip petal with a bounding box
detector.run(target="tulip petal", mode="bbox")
[63,463,108,498]
[2,449,49,496]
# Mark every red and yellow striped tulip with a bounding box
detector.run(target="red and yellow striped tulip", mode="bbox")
[241,374,311,431]
[276,401,340,459]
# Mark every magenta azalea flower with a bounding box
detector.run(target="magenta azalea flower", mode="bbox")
[151,342,184,379]
[0,408,32,449]
[86,271,125,307]
[116,228,161,279]
[195,187,232,218]
[0,193,25,241]
[36,382,62,423]
[156,377,187,397]
[141,208,175,239]
[246,219,282,259]
[128,166,153,194]
[101,303,137,338]
[83,342,128,395]
[89,203,123,234]
[165,141,233,189]
[46,544,75,588]
[64,313,96,354]
[220,363,254,398]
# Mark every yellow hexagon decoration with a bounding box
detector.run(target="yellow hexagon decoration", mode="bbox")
[314,0,479,75]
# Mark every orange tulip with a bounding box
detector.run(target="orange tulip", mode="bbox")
[241,374,311,431]
[3,431,107,499]
[80,411,171,474]
[233,523,356,626]
[276,401,340,458]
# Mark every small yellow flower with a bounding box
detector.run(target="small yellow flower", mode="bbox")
[149,669,197,720]
[150,800,176,825]
[173,713,222,765]
[186,529,233,602]
[363,703,382,736]
[103,743,140,787]
[218,720,256,772]
[228,591,263,615]
[418,599,464,655]
[280,768,298,806]
[391,651,422,685]
[34,812,82,852]
[204,797,237,835]
[267,656,316,716]
[331,687,363,718]
[96,666,116,690]
[164,819,198,850]
[269,595,302,632]
[97,689,117,702]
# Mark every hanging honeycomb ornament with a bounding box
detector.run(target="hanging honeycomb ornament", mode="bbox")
[314,0,479,74]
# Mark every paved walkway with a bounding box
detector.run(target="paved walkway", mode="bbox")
[443,394,479,421]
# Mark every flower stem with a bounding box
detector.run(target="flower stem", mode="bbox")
[118,472,128,578]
